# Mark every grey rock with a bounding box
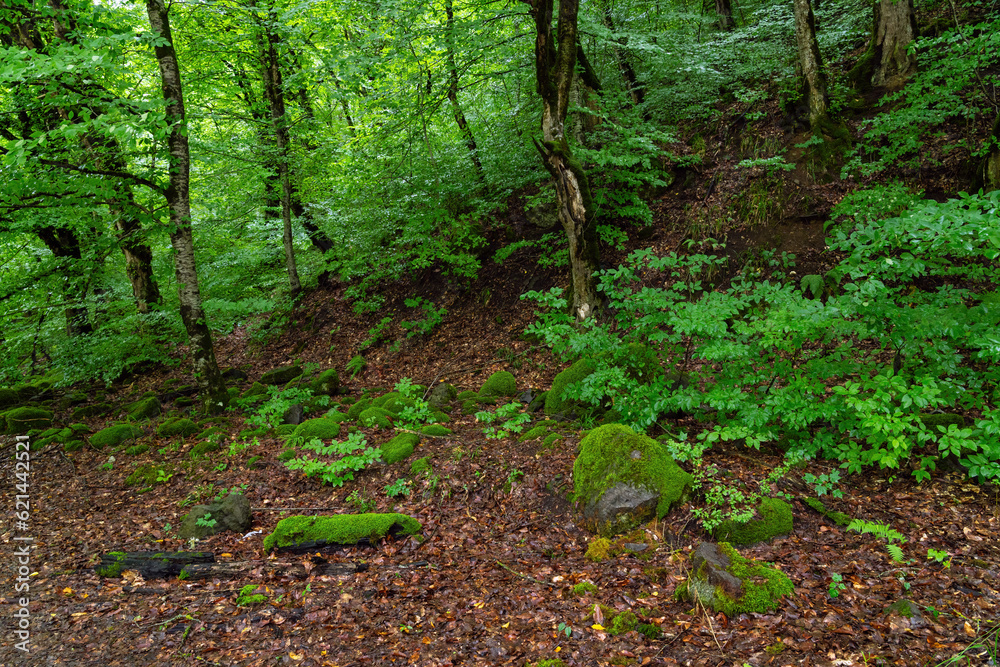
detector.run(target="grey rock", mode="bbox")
[178,493,252,539]
[259,366,303,385]
[426,383,457,411]
[582,483,660,537]
[282,404,305,425]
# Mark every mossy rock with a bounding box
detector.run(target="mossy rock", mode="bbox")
[5,407,53,434]
[430,410,450,423]
[243,382,268,398]
[189,441,220,459]
[90,424,144,449]
[346,399,373,421]
[64,440,85,453]
[677,542,793,616]
[309,369,340,396]
[174,397,196,408]
[383,432,419,464]
[479,371,517,398]
[426,382,458,410]
[713,498,794,546]
[381,394,416,415]
[126,464,163,487]
[58,390,89,409]
[125,444,150,456]
[322,410,350,423]
[157,417,199,438]
[802,496,852,527]
[127,396,162,420]
[260,366,303,385]
[68,423,90,434]
[291,417,342,441]
[461,399,479,415]
[455,390,479,401]
[275,424,297,436]
[420,424,451,436]
[545,358,598,416]
[518,425,550,442]
[541,433,563,448]
[475,395,497,405]
[0,387,22,408]
[263,513,422,552]
[198,426,226,441]
[574,424,693,536]
[72,402,112,420]
[358,406,394,429]
[410,457,432,475]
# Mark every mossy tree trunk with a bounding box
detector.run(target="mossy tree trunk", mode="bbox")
[792,0,829,130]
[523,0,600,321]
[146,0,229,413]
[35,227,94,337]
[715,0,735,31]
[872,0,917,88]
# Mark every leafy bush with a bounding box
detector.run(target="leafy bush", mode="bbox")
[283,432,382,487]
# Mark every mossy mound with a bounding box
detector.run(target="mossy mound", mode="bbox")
[346,399,373,420]
[125,444,150,456]
[90,424,144,449]
[0,387,22,408]
[574,424,693,536]
[410,457,432,475]
[713,497,794,546]
[127,396,161,420]
[309,369,340,396]
[260,366,303,385]
[157,417,199,437]
[323,410,350,423]
[383,432,419,464]
[126,464,163,487]
[64,440,85,453]
[275,424,297,436]
[479,371,517,398]
[430,410,450,423]
[545,358,598,416]
[4,407,53,434]
[456,390,478,401]
[518,425,551,442]
[243,382,268,398]
[381,394,416,415]
[420,424,451,436]
[189,441,220,459]
[358,406,394,429]
[263,513,422,552]
[677,542,793,616]
[72,402,112,420]
[461,399,479,415]
[802,496,852,527]
[291,417,342,441]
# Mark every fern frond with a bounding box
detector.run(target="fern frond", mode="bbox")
[886,544,906,563]
[847,519,906,543]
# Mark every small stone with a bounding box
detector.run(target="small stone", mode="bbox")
[623,542,648,553]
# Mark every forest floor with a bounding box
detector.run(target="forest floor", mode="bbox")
[3,103,1000,666]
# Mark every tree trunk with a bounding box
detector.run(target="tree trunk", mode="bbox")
[599,1,644,107]
[715,0,735,30]
[872,0,916,88]
[146,0,228,413]
[260,27,301,295]
[444,0,485,183]
[35,226,93,336]
[792,0,829,130]
[523,0,600,321]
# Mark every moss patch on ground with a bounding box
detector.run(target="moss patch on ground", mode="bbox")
[358,406,394,429]
[291,417,342,441]
[545,358,597,416]
[479,371,517,397]
[713,497,794,546]
[383,432,419,464]
[90,424,144,449]
[157,418,199,437]
[263,513,422,551]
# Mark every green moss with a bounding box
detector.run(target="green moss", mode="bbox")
[456,390,478,401]
[64,440,85,452]
[276,424,297,436]
[260,366,302,385]
[430,410,450,423]
[528,660,567,667]
[636,623,661,639]
[263,513,422,551]
[585,537,617,562]
[461,399,479,415]
[573,424,693,530]
[309,369,340,396]
[572,581,598,596]
[705,542,794,616]
[0,387,21,407]
[126,464,161,487]
[358,406,394,429]
[189,441,220,459]
[90,424,144,449]
[919,413,966,430]
[410,457,432,475]
[479,371,517,397]
[713,497,794,546]
[243,382,268,398]
[72,402,112,420]
[545,358,598,415]
[125,444,149,456]
[802,496,852,527]
[609,610,638,635]
[383,432,419,464]
[323,410,349,423]
[346,398,373,420]
[247,455,263,469]
[291,417,342,441]
[157,418,199,437]
[419,424,451,436]
[96,552,126,578]
[381,394,416,415]
[5,407,53,434]
[127,397,161,420]
[541,433,562,448]
[518,425,550,442]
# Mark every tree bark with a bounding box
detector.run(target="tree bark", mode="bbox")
[260,26,301,295]
[715,0,735,31]
[523,0,600,321]
[444,0,485,183]
[35,226,93,336]
[871,0,917,88]
[792,0,829,130]
[146,0,228,413]
[599,1,644,107]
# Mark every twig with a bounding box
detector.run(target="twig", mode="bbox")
[494,559,556,587]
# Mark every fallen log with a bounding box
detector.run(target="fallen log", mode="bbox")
[96,551,366,580]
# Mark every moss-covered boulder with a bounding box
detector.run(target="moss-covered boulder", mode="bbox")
[420,424,451,436]
[430,410,450,423]
[72,402,112,420]
[157,417,199,438]
[259,365,303,385]
[677,541,793,616]
[127,396,161,420]
[243,382,268,398]
[90,424,144,449]
[461,399,479,415]
[0,387,22,408]
[358,406,394,429]
[263,513,422,552]
[712,498,794,546]
[346,398,373,420]
[322,410,350,423]
[545,358,598,416]
[410,457,432,475]
[5,407,53,434]
[380,394,416,415]
[383,432,419,464]
[291,417,342,441]
[456,390,478,402]
[309,369,340,396]
[573,424,693,536]
[480,371,517,398]
[189,441,220,459]
[426,382,457,410]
